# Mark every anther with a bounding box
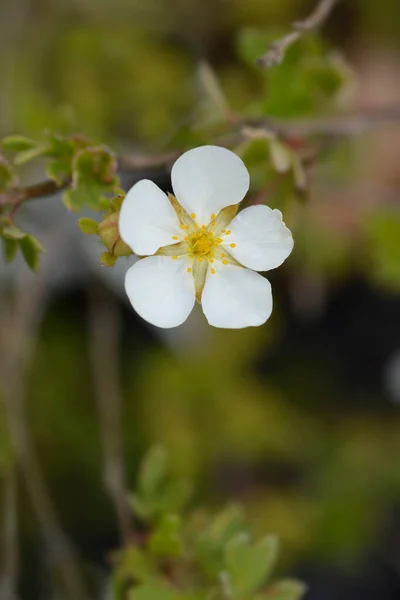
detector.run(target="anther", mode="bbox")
[211,213,216,219]
[187,267,192,273]
[211,268,216,274]
[226,230,231,235]
[172,235,179,240]
[212,220,216,226]
[180,224,185,229]
[172,255,178,260]
[191,213,196,219]
[223,260,228,265]
[230,243,236,248]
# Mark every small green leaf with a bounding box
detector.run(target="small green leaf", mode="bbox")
[77,217,99,235]
[2,225,26,240]
[19,234,43,271]
[63,188,86,211]
[0,160,13,192]
[73,146,118,187]
[116,546,158,586]
[138,445,168,498]
[148,514,183,558]
[46,158,72,185]
[1,237,18,262]
[100,251,117,267]
[197,61,229,116]
[2,135,39,152]
[265,579,306,600]
[14,145,47,166]
[224,534,279,598]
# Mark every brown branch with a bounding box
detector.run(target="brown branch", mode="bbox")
[1,106,400,214]
[257,0,338,68]
[0,468,19,600]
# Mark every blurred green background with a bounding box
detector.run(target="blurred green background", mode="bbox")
[1,0,400,598]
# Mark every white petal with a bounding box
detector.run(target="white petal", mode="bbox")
[125,256,195,328]
[171,146,249,226]
[119,179,182,255]
[201,263,272,329]
[223,205,293,271]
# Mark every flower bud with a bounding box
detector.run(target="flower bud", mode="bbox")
[98,211,132,258]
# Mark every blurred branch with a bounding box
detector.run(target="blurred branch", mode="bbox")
[257,0,338,68]
[1,107,400,213]
[240,107,400,138]
[88,285,133,547]
[0,267,88,600]
[0,468,19,600]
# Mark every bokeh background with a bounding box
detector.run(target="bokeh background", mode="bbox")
[1,0,400,598]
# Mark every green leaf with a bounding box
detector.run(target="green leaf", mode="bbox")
[196,505,245,578]
[14,145,47,166]
[264,579,306,600]
[2,135,39,152]
[224,534,279,598]
[0,160,13,192]
[63,188,87,211]
[46,158,72,185]
[197,61,229,116]
[116,546,158,587]
[269,139,292,174]
[138,445,168,498]
[1,237,18,262]
[2,225,26,240]
[19,234,44,271]
[73,146,118,188]
[77,217,99,235]
[364,211,400,291]
[148,514,183,558]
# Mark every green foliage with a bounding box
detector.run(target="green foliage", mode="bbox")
[113,447,305,600]
[363,210,400,292]
[236,29,350,118]
[0,218,43,271]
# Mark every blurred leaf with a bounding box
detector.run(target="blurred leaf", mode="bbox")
[0,160,13,192]
[19,234,44,271]
[46,158,72,184]
[269,139,291,174]
[148,514,183,558]
[63,187,87,211]
[264,579,306,600]
[116,546,158,587]
[77,217,99,235]
[2,224,26,240]
[224,534,278,598]
[196,505,245,578]
[139,445,168,498]
[1,237,18,262]
[73,146,117,187]
[2,135,39,152]
[197,61,229,117]
[14,145,47,166]
[364,211,400,291]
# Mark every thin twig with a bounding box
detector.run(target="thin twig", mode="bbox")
[0,269,88,600]
[257,0,338,68]
[88,285,133,547]
[0,468,19,600]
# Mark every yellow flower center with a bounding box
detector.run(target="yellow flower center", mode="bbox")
[191,232,214,256]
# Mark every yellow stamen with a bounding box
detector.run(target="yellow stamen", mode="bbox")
[191,213,196,219]
[201,225,206,230]
[222,260,228,265]
[212,220,216,227]
[187,267,192,273]
[221,229,226,234]
[209,258,214,263]
[221,253,225,258]
[180,224,185,229]
[211,268,216,274]
[226,230,231,235]
[211,213,216,219]
[172,255,178,260]
[172,235,178,240]
[230,243,236,248]
[216,238,223,244]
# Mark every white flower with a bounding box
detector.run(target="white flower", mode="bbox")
[119,145,293,329]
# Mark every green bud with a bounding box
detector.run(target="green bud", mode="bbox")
[100,251,117,267]
[98,211,132,257]
[77,217,99,235]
